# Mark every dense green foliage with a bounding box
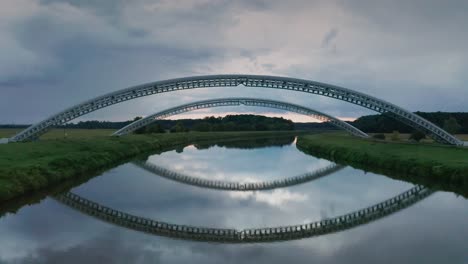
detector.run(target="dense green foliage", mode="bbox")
[170,121,189,133]
[192,115,294,131]
[409,130,426,142]
[134,123,166,134]
[0,131,301,202]
[444,117,462,134]
[297,133,468,197]
[3,112,466,135]
[353,112,468,133]
[372,134,386,140]
[194,136,295,150]
[0,114,294,132]
[62,120,133,129]
[140,114,295,133]
[293,122,336,130]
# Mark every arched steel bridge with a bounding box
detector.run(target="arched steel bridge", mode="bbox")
[113,98,368,138]
[10,74,462,145]
[54,185,433,243]
[133,161,345,191]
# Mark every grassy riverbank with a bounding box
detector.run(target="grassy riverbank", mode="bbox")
[0,131,302,202]
[297,133,468,197]
[0,128,116,139]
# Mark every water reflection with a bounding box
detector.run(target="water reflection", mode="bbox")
[0,137,467,263]
[54,185,432,243]
[133,160,345,191]
[193,136,296,150]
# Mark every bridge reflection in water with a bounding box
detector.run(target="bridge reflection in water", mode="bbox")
[133,160,345,191]
[54,185,433,243]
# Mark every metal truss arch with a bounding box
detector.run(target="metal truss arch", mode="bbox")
[133,161,345,191]
[113,98,369,138]
[10,74,462,145]
[54,185,433,243]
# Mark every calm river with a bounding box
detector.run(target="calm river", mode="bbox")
[0,136,467,263]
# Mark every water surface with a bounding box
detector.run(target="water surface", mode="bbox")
[0,137,467,263]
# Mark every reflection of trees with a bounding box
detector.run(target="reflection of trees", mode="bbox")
[175,146,184,153]
[194,136,295,150]
[54,185,433,243]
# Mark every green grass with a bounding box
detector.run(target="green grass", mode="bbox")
[0,128,19,138]
[296,133,468,197]
[0,128,116,139]
[367,132,468,142]
[0,131,303,202]
[3,128,467,141]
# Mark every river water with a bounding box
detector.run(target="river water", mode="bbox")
[0,136,467,263]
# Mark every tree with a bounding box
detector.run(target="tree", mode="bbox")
[372,134,386,140]
[409,130,425,142]
[390,130,400,141]
[170,121,188,133]
[132,116,145,134]
[146,123,165,133]
[193,122,212,132]
[223,122,236,131]
[134,127,145,134]
[254,123,268,131]
[443,117,461,134]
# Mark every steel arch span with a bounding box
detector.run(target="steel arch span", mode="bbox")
[113,97,369,138]
[10,74,463,145]
[133,160,346,191]
[54,185,433,243]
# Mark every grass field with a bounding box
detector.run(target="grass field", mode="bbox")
[0,131,303,202]
[1,129,467,203]
[0,128,116,139]
[368,132,468,142]
[3,128,468,141]
[297,133,468,197]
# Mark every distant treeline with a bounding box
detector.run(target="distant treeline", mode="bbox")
[0,124,29,128]
[63,120,132,129]
[2,112,466,134]
[0,115,293,132]
[352,112,468,134]
[136,114,295,133]
[294,122,336,131]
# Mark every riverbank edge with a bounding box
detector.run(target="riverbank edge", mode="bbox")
[296,134,468,197]
[0,131,303,202]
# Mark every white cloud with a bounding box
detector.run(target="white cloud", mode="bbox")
[1,0,467,123]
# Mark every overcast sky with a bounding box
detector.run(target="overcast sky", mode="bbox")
[1,0,467,124]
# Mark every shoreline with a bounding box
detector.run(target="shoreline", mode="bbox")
[0,131,302,203]
[296,133,468,197]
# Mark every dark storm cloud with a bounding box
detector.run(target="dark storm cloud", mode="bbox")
[0,0,271,123]
[0,0,467,124]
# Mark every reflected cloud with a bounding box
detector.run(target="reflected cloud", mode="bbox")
[0,140,467,263]
[133,160,345,191]
[229,189,308,207]
[50,185,432,244]
[146,140,334,183]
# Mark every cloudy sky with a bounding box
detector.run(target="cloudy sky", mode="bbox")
[1,0,467,124]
